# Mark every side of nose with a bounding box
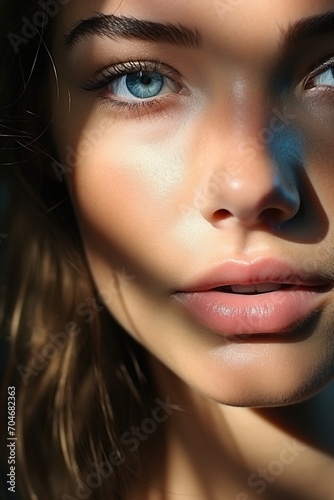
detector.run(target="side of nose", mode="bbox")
[198,118,301,229]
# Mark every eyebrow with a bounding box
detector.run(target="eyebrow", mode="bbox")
[280,11,334,49]
[64,13,201,50]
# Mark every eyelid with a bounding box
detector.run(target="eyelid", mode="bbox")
[81,59,185,93]
[304,54,334,88]
[79,59,189,119]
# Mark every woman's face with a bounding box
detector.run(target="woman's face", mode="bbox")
[52,0,334,407]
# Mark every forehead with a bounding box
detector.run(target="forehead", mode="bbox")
[56,0,334,52]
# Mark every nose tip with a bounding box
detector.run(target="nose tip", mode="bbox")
[210,182,300,228]
[200,156,300,229]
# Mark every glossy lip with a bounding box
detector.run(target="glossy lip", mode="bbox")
[174,258,332,336]
[179,258,329,291]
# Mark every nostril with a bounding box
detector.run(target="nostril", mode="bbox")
[261,205,299,225]
[210,205,297,228]
[201,168,300,228]
[211,209,232,224]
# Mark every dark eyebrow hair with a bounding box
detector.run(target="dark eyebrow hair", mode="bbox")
[64,13,201,50]
[280,11,334,48]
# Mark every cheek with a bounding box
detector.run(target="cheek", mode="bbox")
[308,148,334,213]
[64,114,196,281]
[71,127,185,224]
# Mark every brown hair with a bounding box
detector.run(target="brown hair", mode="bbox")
[0,2,161,498]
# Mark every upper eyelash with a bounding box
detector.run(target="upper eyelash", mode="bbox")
[309,54,334,73]
[304,55,334,87]
[81,60,179,93]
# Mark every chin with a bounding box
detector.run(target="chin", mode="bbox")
[210,386,323,408]
[186,345,334,409]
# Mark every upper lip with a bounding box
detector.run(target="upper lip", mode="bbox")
[178,258,332,292]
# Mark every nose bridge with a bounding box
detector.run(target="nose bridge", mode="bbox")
[196,90,300,227]
[231,73,267,139]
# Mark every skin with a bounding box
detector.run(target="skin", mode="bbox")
[51,1,334,497]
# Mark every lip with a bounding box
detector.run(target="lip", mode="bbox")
[174,258,332,336]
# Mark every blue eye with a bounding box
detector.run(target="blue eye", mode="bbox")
[313,67,334,87]
[108,71,178,100]
[81,61,186,114]
[125,72,163,98]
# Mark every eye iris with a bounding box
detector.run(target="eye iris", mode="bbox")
[126,71,164,98]
[317,67,334,85]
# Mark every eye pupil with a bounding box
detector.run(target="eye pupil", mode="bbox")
[141,73,152,85]
[126,71,164,99]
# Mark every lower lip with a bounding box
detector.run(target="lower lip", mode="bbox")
[174,287,329,336]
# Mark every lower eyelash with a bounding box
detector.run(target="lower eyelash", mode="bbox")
[95,94,174,119]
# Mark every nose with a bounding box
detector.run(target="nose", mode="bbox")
[199,125,301,229]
